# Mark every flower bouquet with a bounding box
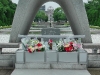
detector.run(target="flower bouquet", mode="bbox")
[21,38,45,53]
[56,39,83,52]
[48,39,53,50]
[27,42,45,53]
[56,39,65,52]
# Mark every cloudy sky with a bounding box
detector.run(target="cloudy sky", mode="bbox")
[12,0,88,10]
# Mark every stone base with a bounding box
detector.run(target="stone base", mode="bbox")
[15,63,50,69]
[11,69,91,75]
[58,52,78,63]
[88,61,100,68]
[15,62,86,70]
[16,49,88,65]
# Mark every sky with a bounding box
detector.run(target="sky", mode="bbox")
[12,0,88,10]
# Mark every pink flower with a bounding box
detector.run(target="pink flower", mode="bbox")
[73,43,82,49]
[48,39,53,44]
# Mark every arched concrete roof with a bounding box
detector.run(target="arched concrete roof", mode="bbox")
[9,0,92,43]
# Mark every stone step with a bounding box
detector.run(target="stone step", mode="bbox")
[11,69,91,75]
[15,62,86,70]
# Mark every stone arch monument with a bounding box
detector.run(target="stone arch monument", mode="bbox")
[9,0,92,43]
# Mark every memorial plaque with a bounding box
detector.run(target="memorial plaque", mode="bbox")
[41,28,60,41]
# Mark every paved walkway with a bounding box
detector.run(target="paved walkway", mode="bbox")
[0,68,100,75]
[11,69,91,75]
[0,69,13,75]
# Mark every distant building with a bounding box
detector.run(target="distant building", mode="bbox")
[39,5,45,11]
[39,5,54,22]
[45,6,54,22]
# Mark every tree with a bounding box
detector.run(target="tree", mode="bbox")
[34,10,48,22]
[85,0,100,26]
[0,0,17,26]
[53,7,67,21]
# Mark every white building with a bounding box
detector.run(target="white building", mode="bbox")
[45,6,54,22]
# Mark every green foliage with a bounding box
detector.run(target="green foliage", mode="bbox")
[64,22,70,27]
[53,7,67,21]
[0,25,11,29]
[90,25,100,29]
[32,22,37,26]
[0,0,17,26]
[34,10,48,22]
[58,45,65,52]
[85,0,100,26]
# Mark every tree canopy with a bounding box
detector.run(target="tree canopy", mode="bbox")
[34,10,48,22]
[0,0,17,26]
[1,0,100,27]
[53,7,67,21]
[85,0,100,26]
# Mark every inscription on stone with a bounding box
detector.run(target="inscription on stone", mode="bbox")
[41,28,60,41]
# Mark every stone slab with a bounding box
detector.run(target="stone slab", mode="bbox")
[15,62,86,69]
[15,63,50,69]
[0,54,15,59]
[0,43,19,48]
[0,60,13,67]
[88,61,100,68]
[16,49,24,63]
[41,28,60,41]
[58,52,78,63]
[83,43,100,49]
[50,63,86,69]
[46,51,57,62]
[11,69,91,75]
[88,54,100,61]
[79,49,88,64]
[25,51,44,62]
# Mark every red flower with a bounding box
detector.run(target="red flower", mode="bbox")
[70,42,73,45]
[37,43,42,47]
[64,42,74,52]
[28,48,32,53]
